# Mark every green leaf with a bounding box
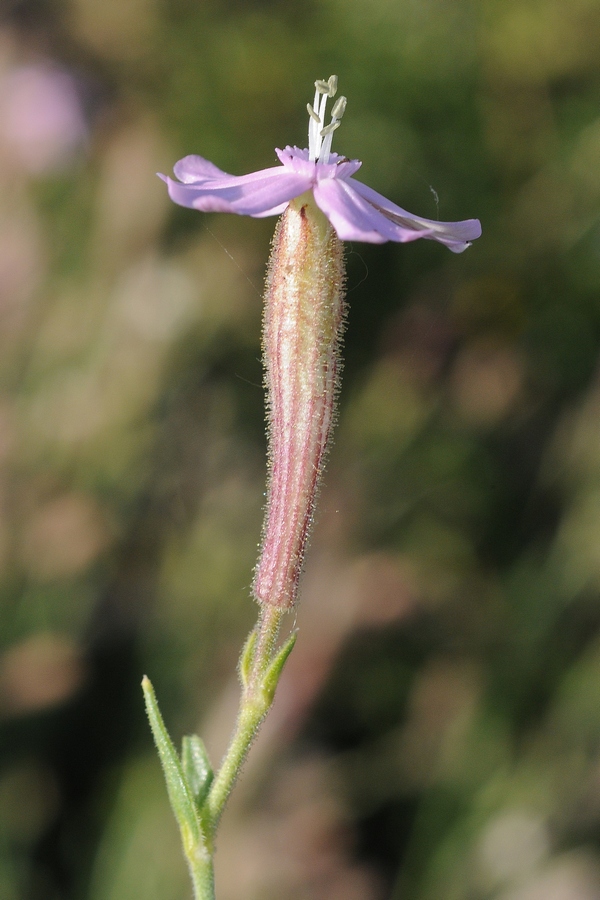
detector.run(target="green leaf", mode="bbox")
[142,676,205,855]
[261,630,297,706]
[182,735,214,808]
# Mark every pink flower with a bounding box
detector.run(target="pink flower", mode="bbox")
[160,77,481,252]
[0,64,86,174]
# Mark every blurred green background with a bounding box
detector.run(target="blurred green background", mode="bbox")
[1,0,600,898]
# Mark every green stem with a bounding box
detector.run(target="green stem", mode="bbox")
[189,853,215,900]
[207,606,284,826]
[144,606,293,900]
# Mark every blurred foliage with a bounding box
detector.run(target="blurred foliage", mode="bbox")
[1,0,600,898]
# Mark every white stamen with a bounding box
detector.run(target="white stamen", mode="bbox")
[318,130,335,163]
[309,85,321,159]
[317,90,328,124]
[308,76,346,163]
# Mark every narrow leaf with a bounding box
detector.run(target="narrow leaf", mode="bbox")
[142,676,204,853]
[261,630,297,706]
[182,735,214,808]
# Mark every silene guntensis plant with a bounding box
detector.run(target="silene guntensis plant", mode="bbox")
[143,76,482,900]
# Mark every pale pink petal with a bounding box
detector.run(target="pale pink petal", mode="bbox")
[276,145,362,181]
[160,166,311,217]
[350,178,482,252]
[173,154,230,184]
[313,178,432,244]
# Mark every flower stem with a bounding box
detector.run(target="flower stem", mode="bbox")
[189,855,215,900]
[143,605,294,900]
[206,605,285,827]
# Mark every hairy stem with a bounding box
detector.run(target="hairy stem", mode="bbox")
[189,855,215,900]
[206,606,285,828]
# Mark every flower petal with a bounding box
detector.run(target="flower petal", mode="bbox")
[173,154,230,184]
[276,146,362,181]
[350,178,482,252]
[313,178,433,244]
[161,164,311,217]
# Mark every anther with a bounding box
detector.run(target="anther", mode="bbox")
[306,104,321,123]
[320,120,341,137]
[331,96,347,119]
[327,75,338,96]
[314,79,331,94]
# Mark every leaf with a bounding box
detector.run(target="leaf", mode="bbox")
[261,630,297,706]
[182,735,214,808]
[142,676,205,855]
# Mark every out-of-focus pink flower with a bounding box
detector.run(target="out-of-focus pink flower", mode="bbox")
[161,76,481,252]
[0,63,87,174]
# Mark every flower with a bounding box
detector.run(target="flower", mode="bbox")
[0,63,87,174]
[160,76,481,252]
